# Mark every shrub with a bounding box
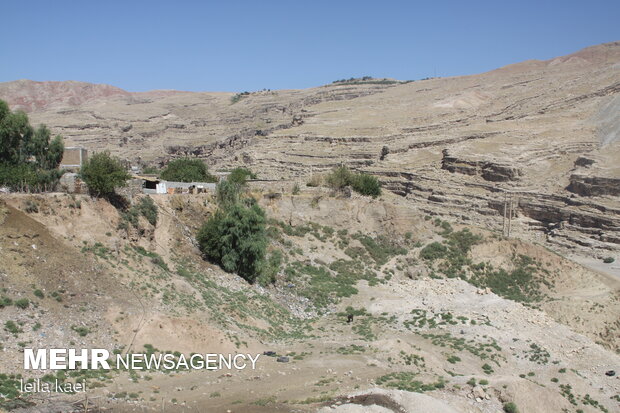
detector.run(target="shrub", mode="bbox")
[420,242,448,260]
[119,197,158,229]
[482,363,494,374]
[257,249,282,286]
[306,174,323,187]
[326,166,352,190]
[137,196,158,226]
[197,203,267,283]
[227,167,256,185]
[350,173,381,198]
[14,298,29,309]
[71,325,90,337]
[80,151,130,198]
[231,91,250,104]
[602,257,614,263]
[447,355,461,364]
[0,296,12,308]
[24,200,39,213]
[33,289,44,299]
[292,183,300,195]
[325,166,381,197]
[160,158,216,183]
[4,321,21,335]
[0,163,63,192]
[503,402,519,413]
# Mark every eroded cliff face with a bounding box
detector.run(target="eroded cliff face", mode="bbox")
[1,42,619,253]
[441,149,522,182]
[568,175,620,197]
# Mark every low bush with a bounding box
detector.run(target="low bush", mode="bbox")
[420,242,448,260]
[231,91,250,104]
[0,164,63,192]
[119,196,158,229]
[325,166,381,198]
[306,174,323,187]
[137,196,158,226]
[0,296,13,308]
[503,402,519,413]
[350,173,381,197]
[24,200,39,213]
[326,166,352,190]
[4,321,21,335]
[14,298,29,309]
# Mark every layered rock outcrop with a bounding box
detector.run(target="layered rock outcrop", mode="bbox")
[441,149,522,182]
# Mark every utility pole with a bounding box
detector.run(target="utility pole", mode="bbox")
[502,191,517,238]
[507,193,513,238]
[502,192,507,236]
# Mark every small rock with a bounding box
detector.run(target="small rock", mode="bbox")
[472,385,486,399]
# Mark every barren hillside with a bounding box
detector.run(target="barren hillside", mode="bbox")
[1,42,618,256]
[1,41,619,413]
[1,190,619,412]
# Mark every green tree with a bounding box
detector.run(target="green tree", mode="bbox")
[0,100,33,165]
[0,99,65,191]
[29,125,64,169]
[227,167,256,185]
[215,179,241,208]
[80,151,130,198]
[197,203,267,283]
[160,158,216,183]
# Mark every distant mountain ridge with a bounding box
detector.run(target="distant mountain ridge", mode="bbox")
[0,79,131,112]
[2,41,618,112]
[0,79,195,112]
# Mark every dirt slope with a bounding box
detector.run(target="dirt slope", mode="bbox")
[1,191,619,413]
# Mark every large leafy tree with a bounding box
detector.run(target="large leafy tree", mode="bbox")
[79,151,130,198]
[0,99,65,191]
[29,125,64,169]
[160,158,217,183]
[0,100,33,165]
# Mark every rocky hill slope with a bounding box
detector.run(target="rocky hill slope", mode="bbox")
[2,43,618,257]
[0,191,619,413]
